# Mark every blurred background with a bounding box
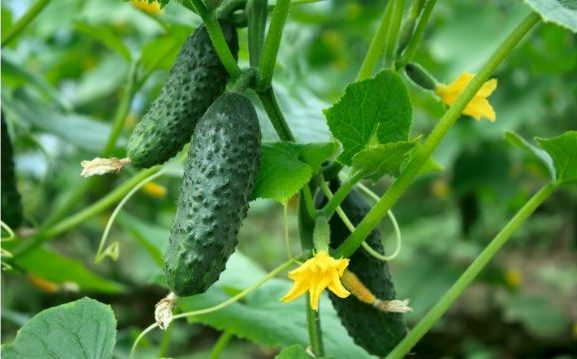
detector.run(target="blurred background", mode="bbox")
[2,0,576,357]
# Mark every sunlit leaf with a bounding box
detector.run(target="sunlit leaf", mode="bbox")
[524,0,577,33]
[352,141,416,181]
[324,70,412,165]
[536,131,577,185]
[1,298,116,359]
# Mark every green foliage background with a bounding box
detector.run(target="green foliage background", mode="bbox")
[2,0,576,357]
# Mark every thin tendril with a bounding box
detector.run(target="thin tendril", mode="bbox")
[94,169,167,264]
[129,257,298,358]
[283,202,292,259]
[1,221,16,241]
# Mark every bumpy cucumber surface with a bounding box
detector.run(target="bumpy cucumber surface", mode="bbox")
[164,93,261,296]
[127,23,238,168]
[321,182,406,356]
[1,112,23,228]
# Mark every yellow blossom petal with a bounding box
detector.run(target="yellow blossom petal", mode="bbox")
[131,0,161,15]
[281,251,350,311]
[435,72,497,122]
[142,181,167,198]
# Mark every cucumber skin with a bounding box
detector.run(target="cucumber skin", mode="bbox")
[164,93,261,296]
[127,23,238,168]
[1,113,23,228]
[322,183,407,356]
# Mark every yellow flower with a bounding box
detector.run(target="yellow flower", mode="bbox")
[281,251,350,311]
[131,0,161,15]
[142,181,167,198]
[435,72,497,122]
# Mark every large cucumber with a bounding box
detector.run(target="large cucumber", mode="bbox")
[321,182,407,356]
[1,112,23,228]
[127,23,238,168]
[164,93,261,296]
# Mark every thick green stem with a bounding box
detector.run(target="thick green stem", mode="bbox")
[257,0,291,89]
[209,331,233,359]
[356,1,393,81]
[306,293,325,356]
[336,12,541,258]
[397,0,426,54]
[1,0,51,48]
[13,167,160,257]
[382,0,406,69]
[257,87,295,141]
[102,59,140,156]
[386,182,555,359]
[397,0,437,68]
[320,171,364,220]
[188,0,241,78]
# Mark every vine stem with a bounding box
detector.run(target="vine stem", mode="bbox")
[397,0,437,68]
[320,171,364,219]
[306,293,325,356]
[12,167,160,257]
[257,88,295,141]
[335,11,541,258]
[188,0,241,78]
[209,331,233,359]
[386,182,555,359]
[356,1,393,81]
[257,0,291,89]
[382,0,406,69]
[1,0,51,48]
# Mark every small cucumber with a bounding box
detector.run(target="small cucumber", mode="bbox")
[127,23,238,168]
[1,112,23,228]
[164,93,261,296]
[320,182,407,356]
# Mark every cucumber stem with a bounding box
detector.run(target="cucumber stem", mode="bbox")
[386,182,556,358]
[257,87,295,141]
[1,0,51,48]
[396,0,437,68]
[257,0,291,89]
[306,293,325,356]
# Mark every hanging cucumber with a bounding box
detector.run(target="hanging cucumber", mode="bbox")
[164,93,261,296]
[1,111,23,229]
[320,182,407,357]
[127,22,239,168]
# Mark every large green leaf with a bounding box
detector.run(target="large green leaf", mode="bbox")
[352,141,416,181]
[536,131,577,185]
[324,70,412,165]
[2,298,117,359]
[12,245,126,294]
[252,142,338,203]
[178,254,371,358]
[524,0,577,33]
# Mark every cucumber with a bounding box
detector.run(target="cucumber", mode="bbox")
[1,111,23,228]
[127,22,238,168]
[164,93,261,296]
[320,182,407,356]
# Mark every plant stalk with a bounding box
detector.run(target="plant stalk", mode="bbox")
[397,0,437,68]
[386,182,555,359]
[336,12,541,258]
[257,87,295,141]
[306,293,325,356]
[356,1,393,81]
[382,0,406,69]
[257,0,292,89]
[320,171,364,220]
[1,0,51,48]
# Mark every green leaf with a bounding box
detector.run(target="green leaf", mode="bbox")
[324,70,412,165]
[504,293,570,338]
[178,256,371,358]
[12,245,126,294]
[524,0,577,33]
[4,90,118,152]
[276,344,334,359]
[504,130,555,180]
[536,131,577,185]
[74,21,132,62]
[141,35,183,74]
[352,141,416,181]
[1,298,117,359]
[252,142,338,202]
[116,212,168,266]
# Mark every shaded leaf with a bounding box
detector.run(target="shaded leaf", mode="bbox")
[524,0,577,33]
[324,70,412,165]
[536,131,577,185]
[252,142,338,202]
[12,245,125,294]
[2,298,116,359]
[74,21,132,62]
[504,130,555,180]
[179,260,371,358]
[352,141,416,181]
[276,344,334,359]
